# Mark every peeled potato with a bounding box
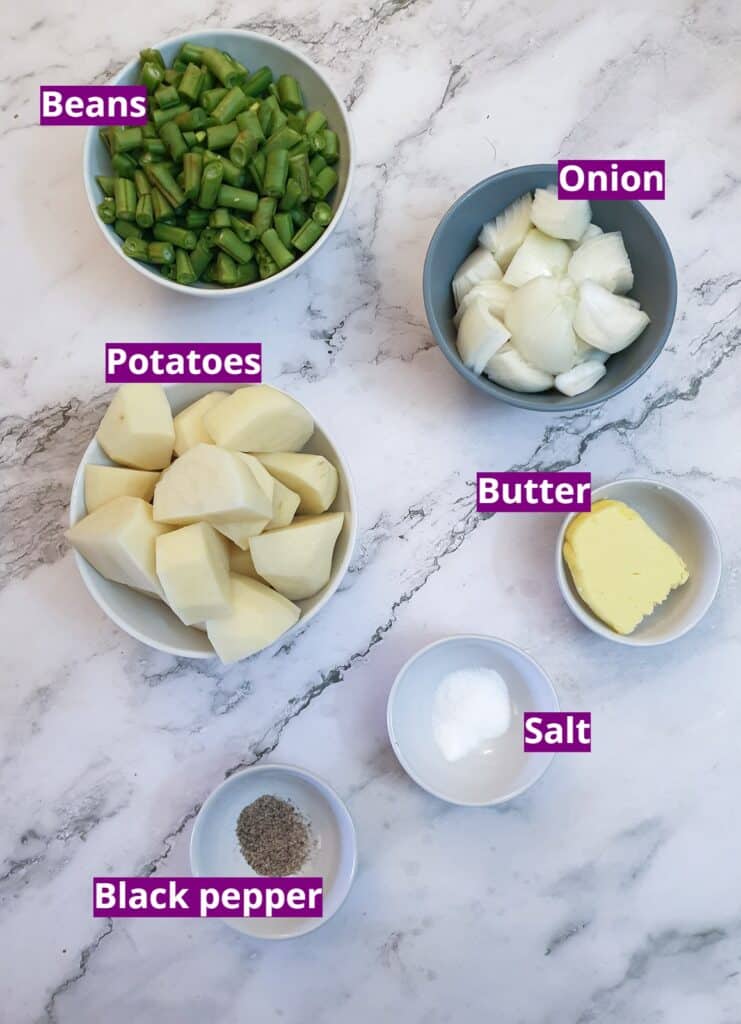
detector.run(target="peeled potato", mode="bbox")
[173,392,228,456]
[212,453,280,549]
[204,384,313,453]
[249,512,344,601]
[229,542,265,581]
[96,384,174,470]
[256,453,338,514]
[156,522,231,625]
[84,465,159,512]
[66,496,171,596]
[206,574,300,663]
[153,443,273,526]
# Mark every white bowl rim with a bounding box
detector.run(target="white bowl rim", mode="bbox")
[555,477,723,647]
[69,383,359,659]
[188,761,358,939]
[386,633,560,807]
[82,28,355,298]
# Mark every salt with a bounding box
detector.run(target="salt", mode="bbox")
[432,667,511,762]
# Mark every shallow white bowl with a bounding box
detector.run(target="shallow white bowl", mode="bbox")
[83,29,354,296]
[556,478,722,646]
[68,382,357,659]
[387,635,559,807]
[190,763,357,939]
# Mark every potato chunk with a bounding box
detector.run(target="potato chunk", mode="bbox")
[212,454,275,548]
[229,543,265,581]
[66,496,171,596]
[249,513,344,600]
[155,522,231,625]
[256,453,338,514]
[153,444,273,526]
[206,574,300,663]
[84,465,159,512]
[203,384,314,452]
[173,392,228,456]
[96,384,175,470]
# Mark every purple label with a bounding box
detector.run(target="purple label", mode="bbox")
[40,85,148,125]
[523,712,591,752]
[105,343,262,383]
[477,473,591,512]
[557,160,665,199]
[93,877,324,918]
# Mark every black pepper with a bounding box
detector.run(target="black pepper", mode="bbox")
[236,795,311,876]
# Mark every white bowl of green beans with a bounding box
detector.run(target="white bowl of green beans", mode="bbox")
[83,30,354,295]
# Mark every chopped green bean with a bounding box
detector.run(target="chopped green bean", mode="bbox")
[123,236,151,262]
[98,197,116,224]
[214,251,239,284]
[135,193,154,228]
[235,109,264,142]
[252,196,277,235]
[311,165,338,199]
[233,260,259,286]
[175,106,209,131]
[277,74,303,112]
[178,62,205,104]
[190,237,213,278]
[185,207,209,230]
[111,153,137,179]
[209,207,231,228]
[255,241,278,279]
[243,66,273,97]
[155,84,180,109]
[248,151,266,192]
[215,227,254,263]
[140,61,164,93]
[309,153,327,177]
[134,169,151,196]
[211,86,249,126]
[147,163,186,208]
[292,217,325,252]
[229,128,259,168]
[182,151,203,201]
[261,227,294,269]
[178,42,205,65]
[279,177,303,212]
[217,184,258,212]
[153,223,197,250]
[273,211,294,249]
[148,241,175,265]
[151,189,175,222]
[114,219,143,240]
[304,110,327,136]
[112,126,143,153]
[264,148,289,197]
[201,47,241,88]
[114,177,137,221]
[264,126,302,154]
[140,48,165,69]
[160,120,188,162]
[96,175,115,196]
[198,159,223,209]
[206,122,239,150]
[229,215,257,243]
[322,129,339,164]
[288,152,311,200]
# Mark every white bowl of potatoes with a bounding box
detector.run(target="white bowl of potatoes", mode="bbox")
[68,382,357,662]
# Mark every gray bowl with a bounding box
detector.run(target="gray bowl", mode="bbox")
[422,164,677,412]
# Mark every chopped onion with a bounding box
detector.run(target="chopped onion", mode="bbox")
[531,185,591,241]
[574,335,609,365]
[456,297,511,374]
[555,360,607,397]
[505,276,577,374]
[567,231,634,294]
[485,345,554,392]
[452,247,502,306]
[569,222,603,250]
[453,280,515,326]
[478,193,533,269]
[503,228,571,288]
[573,280,650,353]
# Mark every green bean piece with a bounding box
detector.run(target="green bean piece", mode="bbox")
[112,153,137,179]
[228,56,250,86]
[311,201,333,226]
[273,211,294,249]
[160,120,188,163]
[181,131,196,148]
[211,86,249,126]
[255,242,279,279]
[173,248,196,285]
[279,177,303,212]
[309,131,326,154]
[148,241,175,265]
[209,207,231,229]
[96,174,116,196]
[134,169,151,196]
[214,251,238,285]
[98,197,116,224]
[201,227,218,248]
[264,126,302,154]
[172,58,187,74]
[154,84,180,109]
[201,87,227,113]
[123,236,151,262]
[291,204,309,228]
[140,61,164,94]
[311,165,338,199]
[99,127,115,154]
[288,152,311,200]
[178,42,205,65]
[289,138,311,157]
[113,177,137,221]
[291,217,325,252]
[277,74,303,112]
[243,66,273,98]
[182,151,203,201]
[304,110,327,136]
[111,126,143,154]
[135,193,154,228]
[259,95,287,135]
[152,103,189,129]
[286,110,307,133]
[264,148,289,197]
[235,109,265,142]
[114,219,143,240]
[174,106,208,131]
[151,189,175,222]
[248,152,266,192]
[232,260,259,286]
[203,150,244,187]
[260,227,294,270]
[198,160,224,209]
[141,138,167,159]
[190,237,213,278]
[217,184,258,212]
[309,154,327,177]
[229,128,259,168]
[152,223,197,250]
[206,122,239,151]
[215,228,254,264]
[163,68,183,86]
[185,208,209,230]
[252,196,277,235]
[147,163,187,208]
[322,130,339,164]
[229,215,257,243]
[201,47,241,88]
[200,64,215,92]
[176,63,204,104]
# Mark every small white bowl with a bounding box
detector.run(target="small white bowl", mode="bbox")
[556,478,722,646]
[387,635,559,807]
[83,29,354,296]
[190,763,357,939]
[68,383,357,659]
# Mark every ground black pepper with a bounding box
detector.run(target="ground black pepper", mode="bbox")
[236,795,311,876]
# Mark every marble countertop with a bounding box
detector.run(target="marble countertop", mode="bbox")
[3,0,741,1021]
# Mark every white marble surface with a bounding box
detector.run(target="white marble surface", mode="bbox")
[2,0,741,1021]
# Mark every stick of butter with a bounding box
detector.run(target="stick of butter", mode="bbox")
[563,499,689,635]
